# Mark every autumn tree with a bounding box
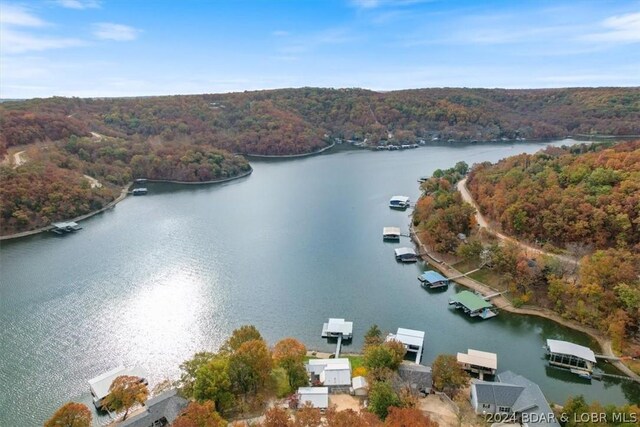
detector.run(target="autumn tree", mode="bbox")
[368,381,401,420]
[293,402,322,427]
[431,354,469,398]
[364,325,383,348]
[273,338,308,390]
[255,407,293,427]
[172,400,227,427]
[228,339,272,396]
[44,402,92,427]
[384,407,438,427]
[103,375,149,420]
[325,407,382,427]
[193,356,235,413]
[222,325,263,353]
[180,352,217,397]
[364,341,405,381]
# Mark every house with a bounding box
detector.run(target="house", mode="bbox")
[457,349,497,379]
[396,363,432,395]
[470,371,560,427]
[386,328,425,364]
[545,339,596,375]
[119,389,188,427]
[297,387,329,409]
[351,376,368,396]
[306,358,352,387]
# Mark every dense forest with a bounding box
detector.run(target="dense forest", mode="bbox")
[0,135,250,235]
[413,142,640,357]
[467,141,640,251]
[2,87,640,156]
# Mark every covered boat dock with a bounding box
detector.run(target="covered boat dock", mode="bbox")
[395,247,418,263]
[418,270,449,289]
[88,365,148,409]
[51,221,82,235]
[321,318,353,357]
[546,339,596,375]
[386,327,425,364]
[457,349,497,379]
[389,195,410,209]
[383,227,401,240]
[448,291,498,319]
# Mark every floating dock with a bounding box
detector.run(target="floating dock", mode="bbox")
[448,291,498,319]
[389,195,410,209]
[418,270,450,289]
[132,188,148,196]
[546,339,596,375]
[383,227,401,241]
[51,221,82,235]
[321,318,353,357]
[395,247,418,263]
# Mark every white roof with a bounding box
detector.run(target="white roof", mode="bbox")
[394,247,416,256]
[324,363,350,371]
[457,349,498,370]
[325,318,353,335]
[352,376,368,390]
[298,387,329,395]
[383,227,401,235]
[88,365,147,400]
[307,358,350,367]
[390,195,410,203]
[388,328,425,347]
[52,221,79,228]
[546,339,596,363]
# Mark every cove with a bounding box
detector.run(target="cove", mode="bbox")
[1,140,638,426]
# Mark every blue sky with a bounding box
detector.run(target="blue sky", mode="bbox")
[1,0,639,98]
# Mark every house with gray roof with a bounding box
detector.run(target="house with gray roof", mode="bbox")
[118,389,188,427]
[394,362,432,396]
[470,371,560,427]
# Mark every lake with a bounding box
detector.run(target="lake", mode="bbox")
[1,140,638,426]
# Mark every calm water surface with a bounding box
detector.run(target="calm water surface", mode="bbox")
[1,141,638,426]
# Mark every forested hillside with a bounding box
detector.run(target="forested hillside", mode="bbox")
[2,87,639,156]
[467,141,640,251]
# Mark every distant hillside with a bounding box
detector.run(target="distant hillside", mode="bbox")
[2,87,639,156]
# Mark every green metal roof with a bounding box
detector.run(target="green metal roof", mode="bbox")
[450,291,492,311]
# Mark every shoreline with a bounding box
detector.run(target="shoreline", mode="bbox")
[0,167,253,241]
[409,224,640,383]
[242,141,336,159]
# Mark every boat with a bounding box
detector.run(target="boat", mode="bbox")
[132,188,148,196]
[389,196,410,209]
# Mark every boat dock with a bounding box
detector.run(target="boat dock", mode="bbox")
[448,291,498,319]
[386,328,425,364]
[51,221,82,235]
[418,270,449,289]
[383,227,401,241]
[395,247,418,263]
[321,318,353,357]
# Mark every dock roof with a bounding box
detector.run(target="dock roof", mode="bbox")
[546,339,596,363]
[325,318,353,335]
[383,227,401,235]
[394,247,416,256]
[390,195,410,203]
[52,221,79,228]
[420,270,448,284]
[457,349,497,370]
[88,365,147,400]
[449,291,492,311]
[388,328,425,347]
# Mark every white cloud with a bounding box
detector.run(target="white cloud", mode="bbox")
[350,0,430,9]
[0,27,84,53]
[581,12,640,43]
[93,23,141,41]
[55,0,101,9]
[0,4,47,27]
[272,30,290,37]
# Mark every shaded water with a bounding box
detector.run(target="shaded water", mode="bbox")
[1,141,638,426]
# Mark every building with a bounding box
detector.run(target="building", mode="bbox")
[418,270,449,289]
[386,328,425,364]
[394,247,418,263]
[88,365,148,409]
[297,387,329,409]
[448,291,498,319]
[545,339,596,375]
[383,227,401,240]
[457,349,497,379]
[470,371,560,427]
[306,358,352,387]
[119,389,188,427]
[396,363,432,395]
[351,376,368,396]
[389,195,410,209]
[321,318,353,339]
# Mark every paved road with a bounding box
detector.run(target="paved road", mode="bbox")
[457,177,578,265]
